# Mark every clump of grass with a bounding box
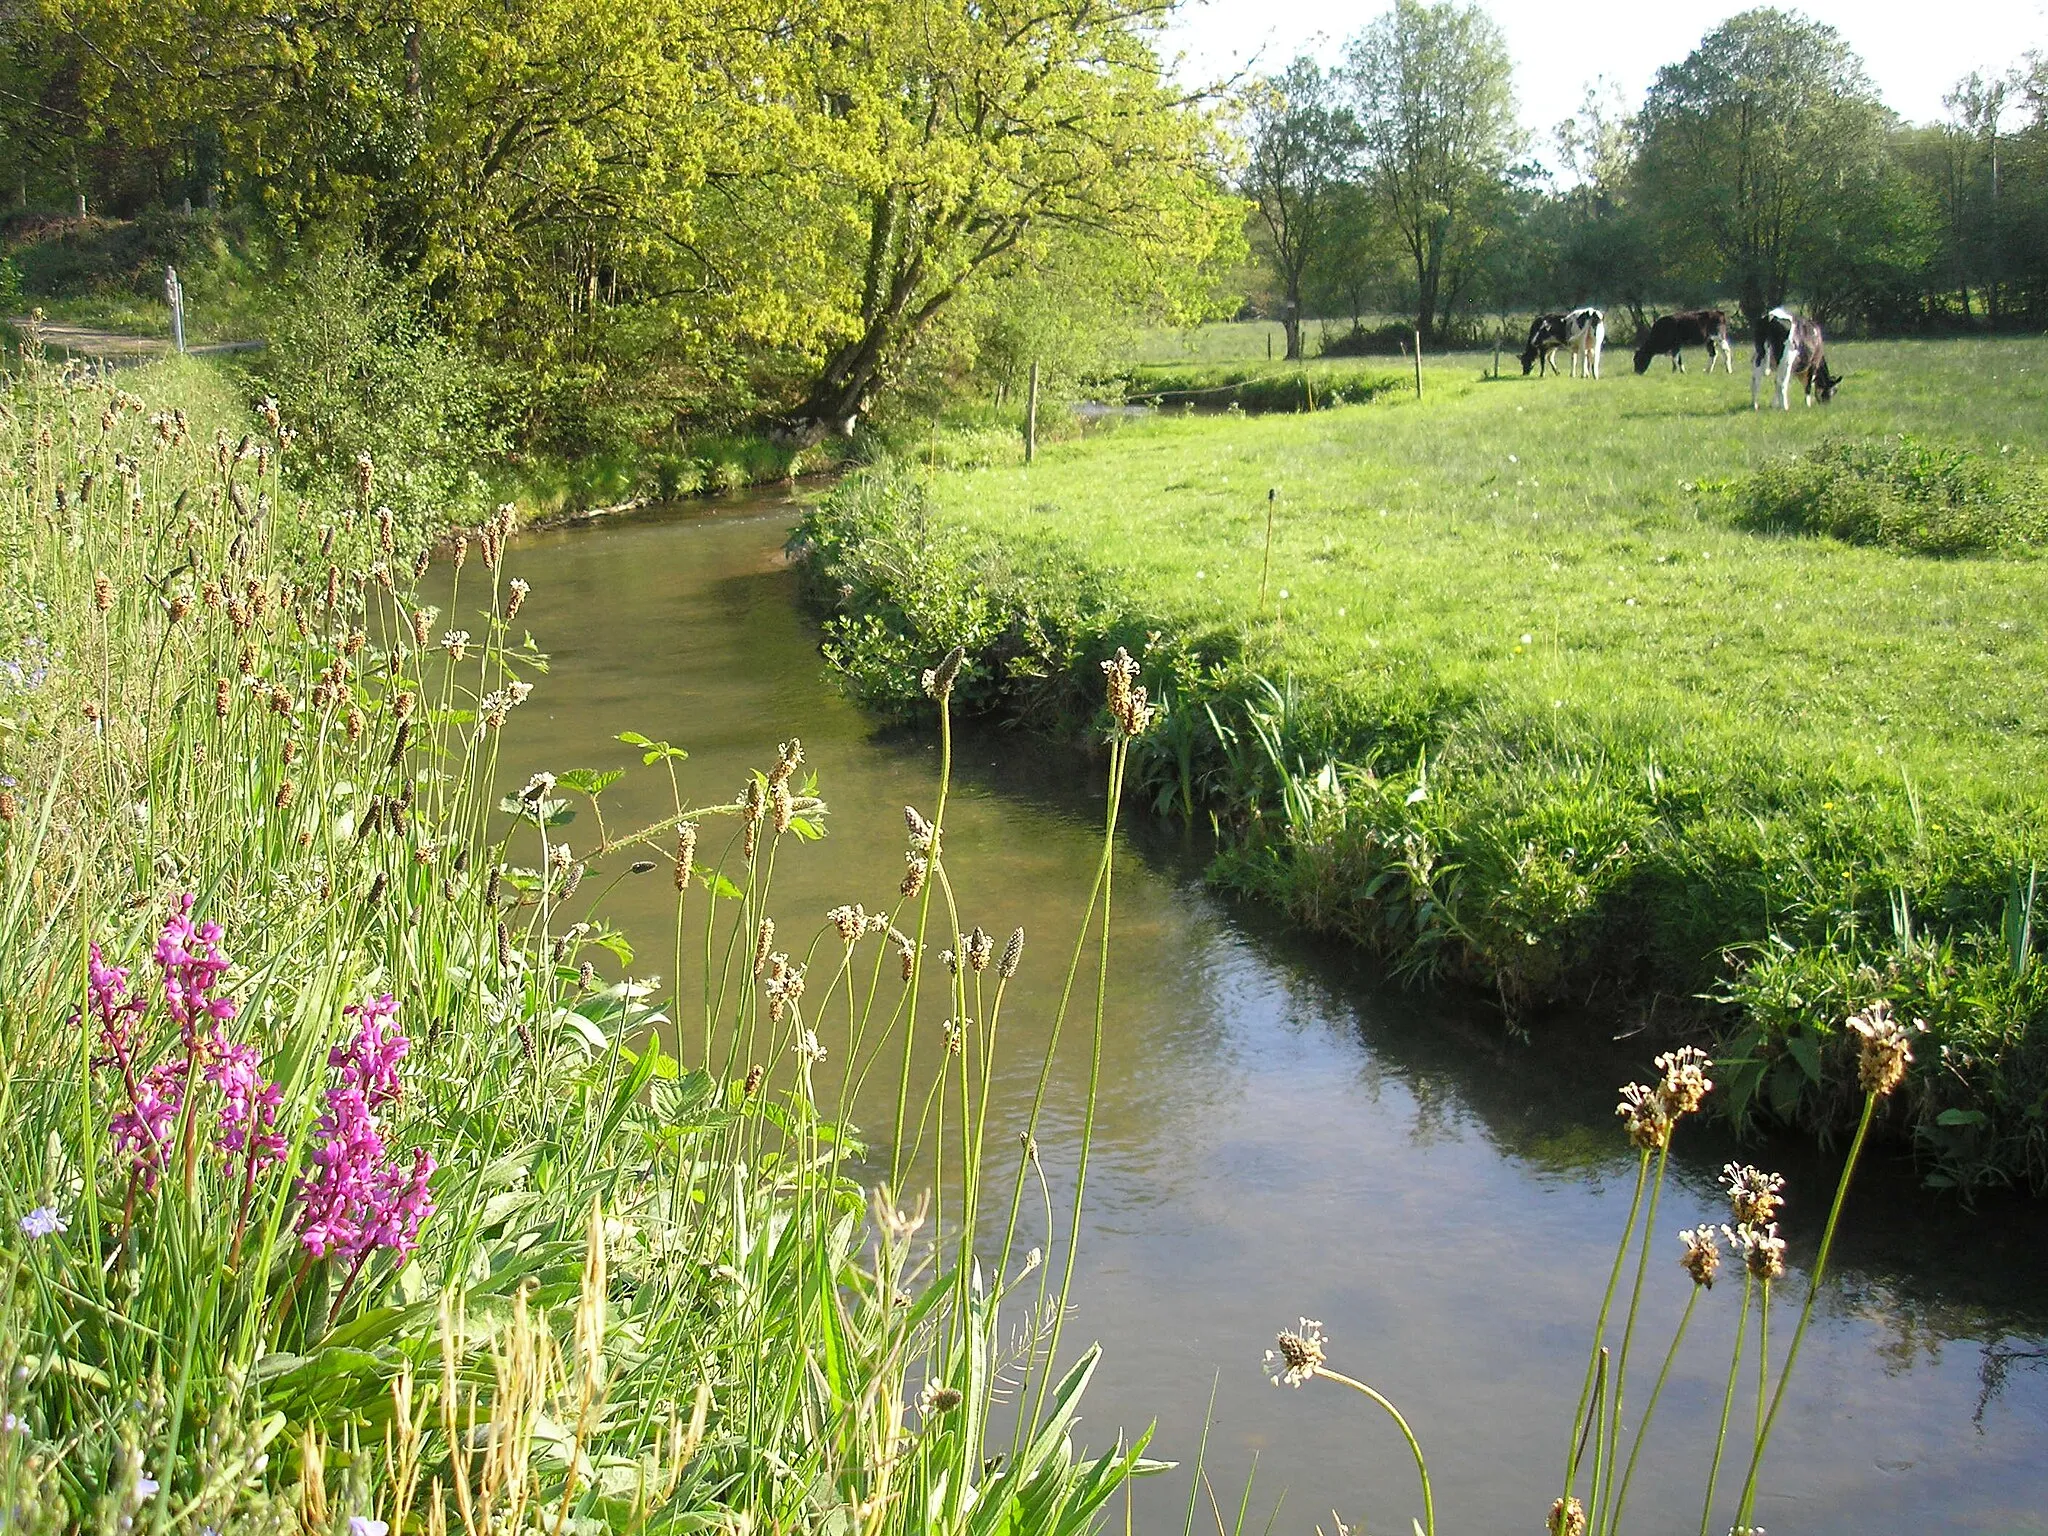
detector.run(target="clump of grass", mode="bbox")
[0,324,1157,1529]
[1737,435,2048,556]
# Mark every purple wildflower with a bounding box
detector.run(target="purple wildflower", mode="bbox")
[205,1033,285,1170]
[154,894,236,1044]
[108,1059,186,1189]
[19,1207,65,1239]
[334,994,408,1109]
[295,998,435,1266]
[87,942,147,1067]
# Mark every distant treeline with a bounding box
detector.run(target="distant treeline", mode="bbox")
[1244,2,2048,357]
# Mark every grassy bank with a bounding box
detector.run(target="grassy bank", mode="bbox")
[0,341,1152,1526]
[793,335,2048,1193]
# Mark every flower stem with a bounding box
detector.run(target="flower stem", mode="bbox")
[1733,1090,1879,1529]
[1608,1285,1699,1535]
[1565,1150,1649,1496]
[1594,1140,1671,1536]
[1698,1271,1752,1536]
[1314,1364,1435,1536]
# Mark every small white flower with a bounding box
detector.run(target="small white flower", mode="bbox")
[1264,1318,1327,1388]
[349,1519,389,1536]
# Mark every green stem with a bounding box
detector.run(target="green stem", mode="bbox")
[1315,1365,1435,1536]
[1698,1272,1753,1536]
[1733,1091,1880,1529]
[1594,1140,1671,1535]
[1609,1286,1700,1534]
[1565,1151,1650,1495]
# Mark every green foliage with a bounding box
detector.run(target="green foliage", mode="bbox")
[1342,0,1522,342]
[1634,10,1897,322]
[1737,435,2048,555]
[254,245,501,540]
[793,336,2048,1191]
[1122,361,1406,411]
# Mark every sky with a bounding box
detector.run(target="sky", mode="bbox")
[1166,0,2048,155]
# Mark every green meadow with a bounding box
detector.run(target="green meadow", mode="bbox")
[797,335,2048,1190]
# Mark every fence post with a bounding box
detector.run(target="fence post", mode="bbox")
[1025,359,1039,464]
[1259,488,1277,609]
[1413,329,1423,400]
[165,266,186,355]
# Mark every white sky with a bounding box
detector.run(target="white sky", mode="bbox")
[1167,0,2048,152]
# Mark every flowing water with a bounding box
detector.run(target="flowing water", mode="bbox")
[488,493,2048,1535]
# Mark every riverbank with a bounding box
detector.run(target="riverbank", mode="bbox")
[791,336,2048,1194]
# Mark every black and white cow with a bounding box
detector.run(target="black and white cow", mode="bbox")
[1631,309,1735,375]
[1751,307,1839,409]
[1521,307,1606,378]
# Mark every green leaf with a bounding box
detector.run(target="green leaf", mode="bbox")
[1784,1031,1822,1084]
[703,872,744,901]
[1936,1107,1988,1127]
[558,768,624,795]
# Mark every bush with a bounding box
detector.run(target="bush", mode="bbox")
[1737,435,2048,556]
[254,245,502,541]
[1122,361,1405,412]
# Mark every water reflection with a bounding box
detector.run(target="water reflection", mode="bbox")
[475,497,2048,1535]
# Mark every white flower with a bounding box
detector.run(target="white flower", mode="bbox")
[349,1519,390,1536]
[1264,1318,1327,1388]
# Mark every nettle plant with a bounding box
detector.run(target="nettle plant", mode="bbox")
[0,327,1163,1532]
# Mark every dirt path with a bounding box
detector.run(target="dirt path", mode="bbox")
[5,318,263,361]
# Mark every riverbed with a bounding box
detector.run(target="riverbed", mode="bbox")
[492,492,2048,1534]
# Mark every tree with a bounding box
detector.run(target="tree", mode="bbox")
[780,0,1239,436]
[1634,9,1893,324]
[1342,0,1519,344]
[1241,58,1358,360]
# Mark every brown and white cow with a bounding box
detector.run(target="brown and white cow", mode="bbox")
[1522,307,1605,378]
[1751,307,1840,409]
[1632,309,1735,374]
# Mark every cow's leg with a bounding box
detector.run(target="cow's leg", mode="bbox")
[1776,346,1796,410]
[1591,328,1603,379]
[1751,348,1769,409]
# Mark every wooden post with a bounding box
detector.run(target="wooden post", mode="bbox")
[1259,488,1277,609]
[165,266,186,355]
[1493,328,1502,379]
[1267,330,1273,361]
[1413,330,1424,400]
[1025,359,1039,464]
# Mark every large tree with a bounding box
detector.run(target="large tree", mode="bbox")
[781,0,1238,436]
[1241,58,1358,360]
[1634,8,1893,324]
[1342,0,1519,344]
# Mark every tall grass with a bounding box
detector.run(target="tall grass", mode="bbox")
[0,327,1157,1529]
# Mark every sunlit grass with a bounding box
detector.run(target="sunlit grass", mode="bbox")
[795,334,2048,1191]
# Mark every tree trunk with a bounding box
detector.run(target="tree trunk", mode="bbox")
[1283,273,1304,360]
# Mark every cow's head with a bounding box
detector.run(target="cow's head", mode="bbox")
[1520,342,1541,375]
[1813,363,1841,402]
[1631,345,1654,375]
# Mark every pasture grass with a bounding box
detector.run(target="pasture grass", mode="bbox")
[794,335,2048,1191]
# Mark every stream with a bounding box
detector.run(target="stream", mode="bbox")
[491,492,2048,1535]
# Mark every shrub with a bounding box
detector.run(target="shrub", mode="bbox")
[254,244,502,542]
[1737,435,2048,556]
[1122,361,1405,413]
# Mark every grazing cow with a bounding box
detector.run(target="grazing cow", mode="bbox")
[1521,307,1606,378]
[1751,307,1839,409]
[1631,309,1735,375]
